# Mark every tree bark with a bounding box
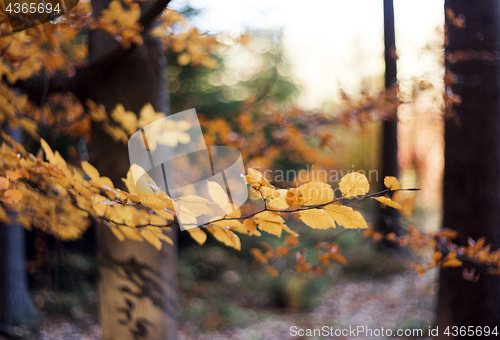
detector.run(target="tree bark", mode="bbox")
[0,222,38,333]
[83,0,178,338]
[437,1,500,336]
[377,0,400,237]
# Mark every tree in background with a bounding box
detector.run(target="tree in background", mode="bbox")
[438,0,500,333]
[377,0,400,240]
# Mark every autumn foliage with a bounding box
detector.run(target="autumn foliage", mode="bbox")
[0,0,497,287]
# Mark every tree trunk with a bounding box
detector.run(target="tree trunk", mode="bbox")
[377,0,400,237]
[437,1,500,336]
[0,128,38,334]
[83,1,178,338]
[0,223,38,333]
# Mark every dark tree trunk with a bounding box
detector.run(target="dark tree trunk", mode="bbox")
[82,1,178,338]
[0,129,38,333]
[0,223,38,332]
[437,1,500,336]
[378,0,400,237]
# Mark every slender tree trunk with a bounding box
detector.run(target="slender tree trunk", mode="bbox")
[0,223,38,333]
[378,0,400,237]
[437,1,500,336]
[0,128,38,334]
[83,1,178,338]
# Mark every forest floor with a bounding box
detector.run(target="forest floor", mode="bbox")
[1,268,438,340]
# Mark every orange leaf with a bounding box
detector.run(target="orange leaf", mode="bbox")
[264,265,279,277]
[0,177,9,190]
[1,189,22,204]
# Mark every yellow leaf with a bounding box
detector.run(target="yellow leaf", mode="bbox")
[226,206,241,218]
[118,226,143,241]
[255,210,284,224]
[110,227,125,241]
[141,229,162,250]
[187,227,207,245]
[177,195,213,216]
[154,209,175,220]
[299,209,335,229]
[339,172,370,197]
[244,168,263,188]
[212,219,244,230]
[155,193,176,211]
[243,219,259,235]
[208,225,241,250]
[374,196,403,210]
[208,181,229,212]
[145,226,162,233]
[40,139,56,164]
[230,222,250,235]
[324,204,368,229]
[141,196,168,210]
[285,188,300,207]
[133,169,158,194]
[255,210,285,236]
[81,161,101,182]
[298,182,333,205]
[76,194,92,211]
[115,189,129,201]
[99,176,115,191]
[268,196,289,210]
[75,181,92,201]
[258,221,283,237]
[384,176,402,191]
[54,151,69,172]
[138,104,165,128]
[156,233,173,244]
[150,214,168,226]
[92,195,109,216]
[178,205,198,227]
[260,186,278,199]
[123,167,140,195]
[260,176,273,188]
[281,223,299,237]
[147,227,174,245]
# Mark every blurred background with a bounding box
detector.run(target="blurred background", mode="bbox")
[15,0,448,339]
